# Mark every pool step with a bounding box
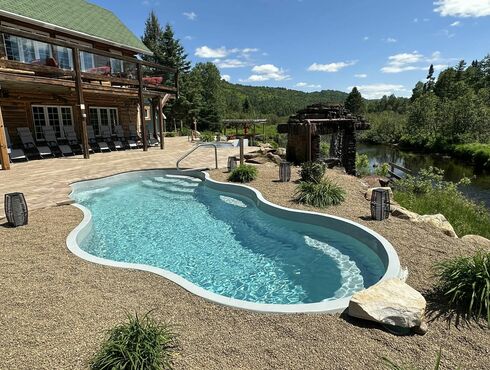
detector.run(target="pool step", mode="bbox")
[153,176,199,188]
[142,179,197,195]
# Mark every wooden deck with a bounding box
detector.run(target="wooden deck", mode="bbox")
[0,137,252,219]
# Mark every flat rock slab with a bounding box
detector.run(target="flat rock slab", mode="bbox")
[391,206,457,238]
[349,278,426,329]
[461,234,490,249]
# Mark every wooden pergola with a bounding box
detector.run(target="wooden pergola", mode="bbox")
[222,119,267,140]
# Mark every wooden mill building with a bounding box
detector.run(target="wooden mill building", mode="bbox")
[0,0,178,170]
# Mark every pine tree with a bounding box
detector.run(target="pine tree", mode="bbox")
[161,24,191,74]
[424,64,435,92]
[344,87,365,115]
[141,11,165,65]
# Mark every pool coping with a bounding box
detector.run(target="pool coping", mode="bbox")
[66,169,401,314]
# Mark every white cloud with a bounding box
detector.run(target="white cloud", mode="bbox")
[363,36,369,41]
[386,37,397,43]
[381,51,453,74]
[307,60,357,72]
[142,0,160,6]
[221,74,231,82]
[350,84,407,99]
[195,46,228,58]
[183,12,197,20]
[354,74,368,78]
[184,35,194,40]
[434,0,490,17]
[450,20,461,26]
[213,59,249,69]
[242,64,290,82]
[295,82,321,89]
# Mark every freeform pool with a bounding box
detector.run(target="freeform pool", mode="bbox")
[67,169,400,313]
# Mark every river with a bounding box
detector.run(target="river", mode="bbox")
[357,143,490,210]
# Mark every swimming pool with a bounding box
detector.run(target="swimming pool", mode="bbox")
[67,169,400,313]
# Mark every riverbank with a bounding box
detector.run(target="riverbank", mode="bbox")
[1,164,489,369]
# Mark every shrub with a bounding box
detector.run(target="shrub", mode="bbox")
[434,251,490,326]
[355,153,371,177]
[90,312,177,370]
[453,143,490,169]
[299,161,326,183]
[375,162,390,177]
[165,131,176,137]
[295,179,345,208]
[320,142,330,157]
[200,132,215,142]
[228,164,258,183]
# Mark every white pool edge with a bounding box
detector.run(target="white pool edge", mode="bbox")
[66,169,401,314]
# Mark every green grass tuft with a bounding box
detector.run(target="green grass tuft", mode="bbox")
[228,164,258,183]
[295,178,345,208]
[90,312,177,370]
[434,251,490,326]
[299,161,326,183]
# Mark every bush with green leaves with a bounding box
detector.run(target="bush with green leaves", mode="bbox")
[295,178,345,208]
[228,164,258,183]
[434,251,490,326]
[355,153,371,177]
[165,131,176,137]
[320,142,330,157]
[90,312,177,370]
[375,162,390,177]
[200,132,215,142]
[299,161,326,183]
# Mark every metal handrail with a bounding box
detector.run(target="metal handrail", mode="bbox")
[176,143,218,171]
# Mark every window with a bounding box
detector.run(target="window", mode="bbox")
[3,34,73,69]
[80,51,94,71]
[31,105,73,141]
[89,107,118,136]
[110,58,124,75]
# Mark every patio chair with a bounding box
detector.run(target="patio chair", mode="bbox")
[114,125,137,149]
[42,126,74,156]
[4,128,27,162]
[16,127,53,159]
[129,126,143,148]
[100,126,124,151]
[87,126,110,152]
[63,126,87,155]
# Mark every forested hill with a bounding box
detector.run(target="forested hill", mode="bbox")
[221,82,348,120]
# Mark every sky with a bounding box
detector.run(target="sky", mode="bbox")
[93,0,490,99]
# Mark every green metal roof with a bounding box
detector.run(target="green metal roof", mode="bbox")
[0,0,151,54]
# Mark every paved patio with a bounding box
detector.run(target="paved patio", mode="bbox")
[0,137,252,218]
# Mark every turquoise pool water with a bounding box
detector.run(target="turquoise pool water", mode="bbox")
[71,171,386,305]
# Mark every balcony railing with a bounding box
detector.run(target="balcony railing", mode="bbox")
[0,27,178,93]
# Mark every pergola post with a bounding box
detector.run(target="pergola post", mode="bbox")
[0,106,10,170]
[137,63,148,151]
[158,96,164,150]
[73,47,90,159]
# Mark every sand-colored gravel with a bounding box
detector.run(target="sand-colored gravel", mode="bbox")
[0,163,488,369]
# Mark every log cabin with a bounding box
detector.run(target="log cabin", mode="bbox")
[0,0,178,170]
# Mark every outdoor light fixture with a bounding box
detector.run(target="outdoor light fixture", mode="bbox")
[227,156,237,172]
[279,161,291,182]
[5,192,28,227]
[370,188,390,221]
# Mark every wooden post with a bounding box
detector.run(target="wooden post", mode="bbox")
[0,106,10,170]
[239,137,244,165]
[137,63,148,151]
[307,122,312,162]
[158,96,164,150]
[73,47,90,159]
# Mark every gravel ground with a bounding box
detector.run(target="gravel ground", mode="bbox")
[1,163,489,369]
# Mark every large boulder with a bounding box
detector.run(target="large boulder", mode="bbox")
[391,205,419,220]
[276,147,286,156]
[461,234,490,249]
[266,152,283,165]
[414,214,457,238]
[364,187,394,201]
[349,278,426,329]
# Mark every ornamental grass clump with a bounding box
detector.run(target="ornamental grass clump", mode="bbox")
[299,161,326,183]
[295,178,345,208]
[228,164,258,183]
[434,251,490,326]
[90,312,177,370]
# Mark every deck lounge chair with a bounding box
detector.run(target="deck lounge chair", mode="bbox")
[4,128,27,162]
[42,126,74,156]
[63,126,86,155]
[114,125,137,149]
[129,126,143,148]
[17,127,53,159]
[100,126,124,151]
[87,126,110,152]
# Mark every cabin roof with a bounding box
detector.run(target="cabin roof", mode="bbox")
[0,0,152,55]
